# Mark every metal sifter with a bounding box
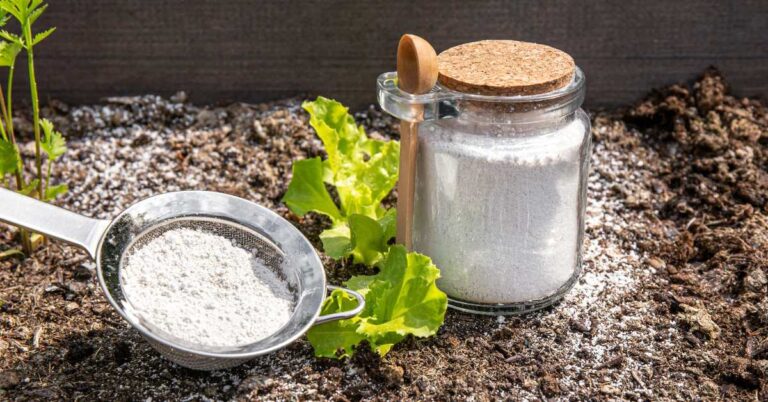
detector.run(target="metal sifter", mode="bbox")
[0,189,364,370]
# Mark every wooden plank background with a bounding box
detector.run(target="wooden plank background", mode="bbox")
[14,0,768,109]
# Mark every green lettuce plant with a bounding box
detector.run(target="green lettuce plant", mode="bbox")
[0,0,66,254]
[283,97,447,358]
[283,97,399,266]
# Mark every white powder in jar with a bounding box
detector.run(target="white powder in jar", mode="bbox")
[120,228,294,347]
[413,114,589,304]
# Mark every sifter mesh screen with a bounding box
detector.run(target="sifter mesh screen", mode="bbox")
[119,216,295,293]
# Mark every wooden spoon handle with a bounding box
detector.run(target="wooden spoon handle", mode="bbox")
[397,121,419,250]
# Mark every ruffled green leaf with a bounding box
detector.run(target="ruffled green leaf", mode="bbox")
[378,208,397,244]
[306,289,365,359]
[308,245,447,358]
[356,246,447,354]
[348,214,387,266]
[319,224,352,260]
[358,139,400,205]
[282,157,341,221]
[301,96,399,221]
[321,213,393,265]
[302,96,366,177]
[335,174,376,217]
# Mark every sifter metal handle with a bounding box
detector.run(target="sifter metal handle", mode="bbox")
[313,285,365,325]
[0,188,110,259]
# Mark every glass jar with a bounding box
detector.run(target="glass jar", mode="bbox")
[378,58,590,315]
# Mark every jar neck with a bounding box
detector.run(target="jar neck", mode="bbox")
[376,67,586,128]
[442,106,579,136]
[451,98,581,130]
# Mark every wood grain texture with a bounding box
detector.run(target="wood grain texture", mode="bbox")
[396,121,419,250]
[14,0,768,108]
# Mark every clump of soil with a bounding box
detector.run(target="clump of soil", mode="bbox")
[618,68,768,396]
[0,69,766,400]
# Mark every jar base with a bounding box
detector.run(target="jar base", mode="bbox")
[446,267,580,316]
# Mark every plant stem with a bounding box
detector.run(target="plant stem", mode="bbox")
[5,62,23,191]
[7,65,14,135]
[44,157,51,196]
[20,230,31,255]
[24,23,43,201]
[2,61,30,254]
[0,44,31,254]
[0,83,7,141]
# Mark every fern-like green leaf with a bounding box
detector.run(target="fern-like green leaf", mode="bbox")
[40,118,65,160]
[0,29,22,46]
[0,32,22,48]
[0,0,22,23]
[27,3,46,25]
[44,183,67,201]
[29,0,43,13]
[0,40,20,66]
[31,26,53,46]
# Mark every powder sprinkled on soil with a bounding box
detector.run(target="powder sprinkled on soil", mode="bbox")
[120,228,294,347]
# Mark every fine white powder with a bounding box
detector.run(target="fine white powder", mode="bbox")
[120,228,294,347]
[413,115,588,304]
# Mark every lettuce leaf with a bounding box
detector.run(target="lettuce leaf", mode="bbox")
[307,245,447,358]
[305,288,365,359]
[319,224,352,260]
[348,214,387,266]
[357,247,447,354]
[283,157,342,221]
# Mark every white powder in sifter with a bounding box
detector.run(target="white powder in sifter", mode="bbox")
[120,228,294,347]
[413,114,589,304]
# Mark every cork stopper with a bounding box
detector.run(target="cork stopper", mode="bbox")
[437,40,575,96]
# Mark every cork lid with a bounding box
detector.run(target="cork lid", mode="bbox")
[437,40,575,96]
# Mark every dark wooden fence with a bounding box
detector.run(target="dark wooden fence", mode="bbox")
[18,0,768,109]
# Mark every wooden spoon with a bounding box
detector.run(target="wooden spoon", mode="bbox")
[396,34,438,250]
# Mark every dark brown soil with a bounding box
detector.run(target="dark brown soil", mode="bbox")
[1,69,767,401]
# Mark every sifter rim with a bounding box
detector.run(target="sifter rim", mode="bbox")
[94,191,328,360]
